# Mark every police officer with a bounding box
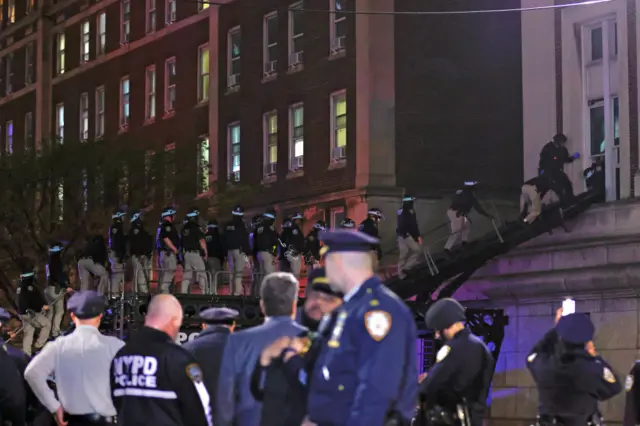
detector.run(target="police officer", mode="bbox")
[296,267,343,330]
[111,294,213,426]
[444,181,493,255]
[181,208,208,294]
[78,234,109,293]
[520,175,557,224]
[305,230,418,426]
[418,298,494,426]
[278,216,293,272]
[128,210,153,294]
[205,219,225,294]
[624,360,640,426]
[254,211,279,295]
[396,195,422,277]
[46,241,73,338]
[17,264,51,356]
[184,307,239,405]
[584,159,605,195]
[224,205,250,296]
[156,206,180,294]
[527,309,621,426]
[339,218,356,230]
[249,215,264,296]
[108,209,127,297]
[539,133,580,200]
[304,221,326,286]
[359,208,384,270]
[282,213,305,278]
[0,308,28,426]
[25,291,124,426]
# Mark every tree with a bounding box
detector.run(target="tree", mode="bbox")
[0,137,255,309]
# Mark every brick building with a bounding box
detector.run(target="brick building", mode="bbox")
[0,0,523,253]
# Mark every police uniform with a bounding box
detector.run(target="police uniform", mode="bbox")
[584,160,605,198]
[418,298,494,426]
[46,242,70,338]
[339,218,356,230]
[307,230,418,426]
[281,213,305,278]
[527,313,621,426]
[539,133,578,200]
[25,291,124,426]
[156,207,180,294]
[521,175,557,224]
[623,361,640,426]
[183,308,239,410]
[17,270,51,356]
[204,220,225,294]
[112,325,213,426]
[359,209,384,271]
[78,235,109,294]
[249,215,265,297]
[108,210,127,296]
[254,212,279,291]
[0,308,29,426]
[396,195,422,276]
[224,206,250,296]
[128,211,154,294]
[180,209,208,294]
[278,217,293,272]
[444,181,493,253]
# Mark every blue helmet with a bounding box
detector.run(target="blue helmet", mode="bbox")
[161,206,177,218]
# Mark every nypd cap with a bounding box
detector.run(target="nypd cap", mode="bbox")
[0,308,11,322]
[67,291,106,319]
[319,230,379,255]
[556,313,594,344]
[307,267,343,298]
[425,298,466,331]
[199,307,240,325]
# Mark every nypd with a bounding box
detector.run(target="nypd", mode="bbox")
[180,208,208,294]
[224,205,251,296]
[443,181,493,255]
[306,230,418,426]
[129,210,154,294]
[282,213,305,278]
[624,361,640,426]
[17,265,51,356]
[156,206,180,293]
[46,241,71,338]
[204,219,225,294]
[108,209,128,296]
[359,208,384,270]
[339,218,356,230]
[253,211,279,295]
[527,309,621,426]
[396,195,422,277]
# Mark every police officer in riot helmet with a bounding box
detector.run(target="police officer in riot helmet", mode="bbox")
[224,205,251,296]
[304,221,326,278]
[46,241,72,338]
[396,195,422,278]
[278,216,293,273]
[418,298,493,426]
[359,208,384,270]
[539,133,580,201]
[156,206,180,293]
[108,209,127,297]
[180,208,208,294]
[205,219,225,294]
[16,262,51,356]
[78,234,109,294]
[339,218,356,230]
[253,210,279,296]
[128,210,154,294]
[584,158,605,202]
[527,308,621,426]
[444,181,493,256]
[248,215,264,296]
[281,212,305,278]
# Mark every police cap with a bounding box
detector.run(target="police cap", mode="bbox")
[425,298,466,331]
[198,307,240,325]
[319,230,379,256]
[556,313,594,344]
[67,291,106,320]
[0,308,11,322]
[307,267,343,298]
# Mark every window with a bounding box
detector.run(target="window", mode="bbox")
[228,123,240,182]
[81,169,88,212]
[56,32,65,75]
[55,103,64,142]
[164,143,176,200]
[288,3,303,66]
[330,0,346,53]
[25,42,34,84]
[120,76,130,127]
[97,12,106,56]
[198,137,210,194]
[331,207,345,228]
[263,13,278,75]
[227,27,241,83]
[79,93,89,141]
[263,112,277,176]
[198,0,209,11]
[166,0,176,24]
[5,121,13,154]
[290,104,303,169]
[55,181,64,221]
[95,86,105,138]
[80,20,90,63]
[198,45,209,102]
[8,0,14,24]
[331,91,347,159]
[146,0,156,33]
[121,0,131,43]
[164,58,176,113]
[590,23,618,61]
[591,27,603,61]
[26,0,35,14]
[145,66,156,120]
[24,112,33,150]
[5,52,13,94]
